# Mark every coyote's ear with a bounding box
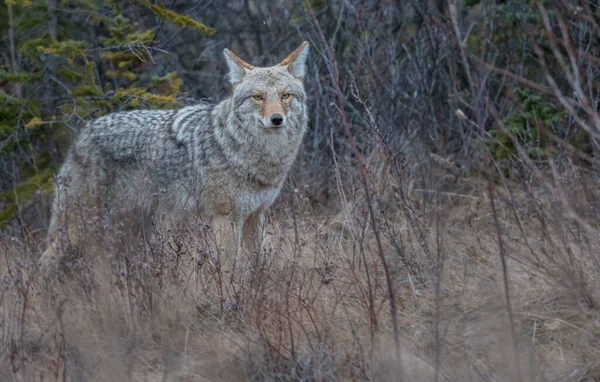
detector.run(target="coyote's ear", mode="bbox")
[223,48,254,84]
[279,41,310,80]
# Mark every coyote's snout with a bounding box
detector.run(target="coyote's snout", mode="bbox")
[39,42,310,274]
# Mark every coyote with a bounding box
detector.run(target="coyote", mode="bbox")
[39,42,310,273]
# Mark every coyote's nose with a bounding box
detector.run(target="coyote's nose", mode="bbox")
[270,114,284,126]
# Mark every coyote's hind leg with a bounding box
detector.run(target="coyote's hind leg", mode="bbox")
[39,208,85,276]
[39,176,101,277]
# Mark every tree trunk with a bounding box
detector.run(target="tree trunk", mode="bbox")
[44,0,58,165]
[7,2,22,98]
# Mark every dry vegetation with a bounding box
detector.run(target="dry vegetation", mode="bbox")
[2,161,600,381]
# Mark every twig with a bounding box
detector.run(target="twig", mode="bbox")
[305,0,402,366]
[449,2,523,380]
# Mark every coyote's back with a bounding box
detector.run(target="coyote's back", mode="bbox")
[41,42,310,273]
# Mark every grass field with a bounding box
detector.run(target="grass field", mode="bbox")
[2,162,599,381]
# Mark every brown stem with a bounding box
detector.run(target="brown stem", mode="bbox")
[448,2,523,379]
[306,0,402,365]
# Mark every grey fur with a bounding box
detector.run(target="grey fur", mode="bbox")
[40,42,310,271]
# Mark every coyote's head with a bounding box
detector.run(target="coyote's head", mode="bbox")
[223,42,309,131]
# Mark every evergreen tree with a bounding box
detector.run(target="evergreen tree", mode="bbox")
[0,0,213,229]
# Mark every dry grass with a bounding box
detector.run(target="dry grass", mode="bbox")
[1,167,600,381]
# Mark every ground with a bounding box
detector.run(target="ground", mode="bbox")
[1,172,599,381]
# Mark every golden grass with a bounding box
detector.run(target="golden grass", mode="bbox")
[1,172,599,381]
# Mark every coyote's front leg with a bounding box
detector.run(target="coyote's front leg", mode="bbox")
[242,209,269,253]
[212,214,243,256]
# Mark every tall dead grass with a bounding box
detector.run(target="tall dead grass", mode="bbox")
[1,159,599,381]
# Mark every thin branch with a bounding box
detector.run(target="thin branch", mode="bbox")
[305,0,403,367]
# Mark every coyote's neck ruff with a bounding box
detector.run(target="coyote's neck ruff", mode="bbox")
[40,42,310,273]
[212,89,306,187]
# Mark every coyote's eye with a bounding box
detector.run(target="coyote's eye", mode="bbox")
[281,93,291,99]
[252,95,264,101]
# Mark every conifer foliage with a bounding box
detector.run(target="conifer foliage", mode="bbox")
[0,0,213,228]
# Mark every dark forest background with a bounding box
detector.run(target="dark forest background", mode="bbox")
[2,0,597,229]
